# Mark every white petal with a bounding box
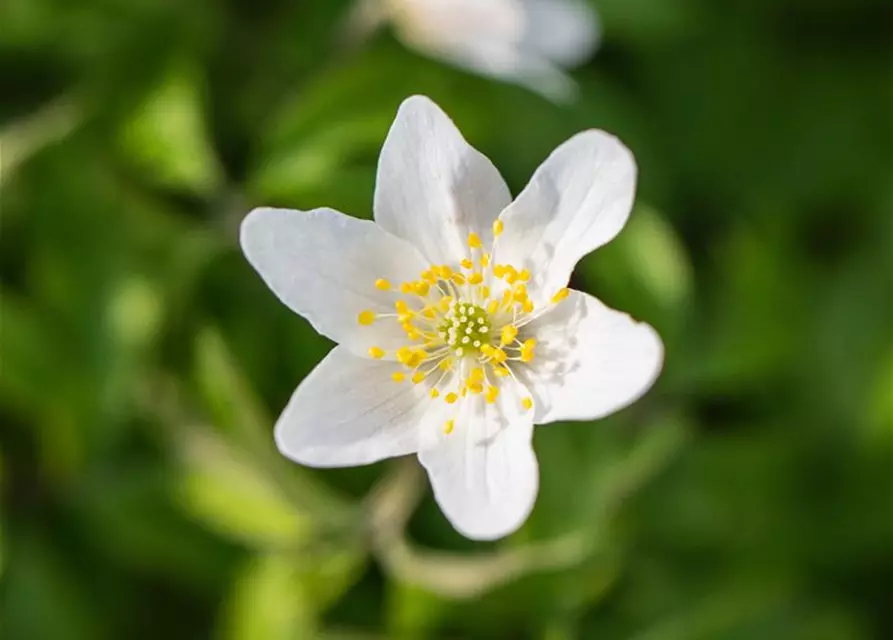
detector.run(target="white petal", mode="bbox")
[275,346,442,467]
[374,96,512,265]
[522,290,663,423]
[495,131,637,305]
[519,0,601,67]
[418,377,538,540]
[240,207,428,357]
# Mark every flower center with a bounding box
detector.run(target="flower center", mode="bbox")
[439,302,491,356]
[357,220,569,434]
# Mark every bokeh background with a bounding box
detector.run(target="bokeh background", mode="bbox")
[2,0,892,638]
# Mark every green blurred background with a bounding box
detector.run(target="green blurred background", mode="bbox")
[2,0,891,638]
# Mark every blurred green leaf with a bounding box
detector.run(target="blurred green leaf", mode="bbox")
[217,553,316,640]
[217,547,366,640]
[176,430,314,547]
[0,93,82,186]
[118,62,223,195]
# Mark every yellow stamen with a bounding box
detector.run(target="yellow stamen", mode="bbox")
[395,300,410,313]
[493,220,504,236]
[467,382,484,395]
[487,300,500,315]
[414,282,430,296]
[468,272,483,285]
[392,371,406,383]
[368,346,385,359]
[480,253,490,267]
[501,325,518,346]
[412,371,426,384]
[396,347,414,365]
[451,273,466,285]
[493,264,507,278]
[358,310,376,325]
[517,269,531,282]
[492,366,510,377]
[521,397,533,411]
[445,392,458,404]
[552,288,570,304]
[468,232,482,248]
[375,279,392,291]
[460,258,474,270]
[430,388,440,398]
[485,385,499,403]
[522,299,534,314]
[400,282,414,294]
[444,419,455,434]
[469,367,485,382]
[438,358,453,371]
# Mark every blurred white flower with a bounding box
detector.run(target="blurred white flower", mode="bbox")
[348,0,600,101]
[241,96,662,540]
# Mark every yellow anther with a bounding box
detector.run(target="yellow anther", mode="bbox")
[517,269,531,282]
[358,310,376,325]
[468,272,483,285]
[422,306,436,319]
[520,338,537,363]
[487,300,500,315]
[392,371,406,383]
[552,288,570,304]
[437,265,453,279]
[438,358,453,371]
[403,326,421,340]
[469,367,484,382]
[491,348,508,363]
[414,282,430,297]
[468,232,482,248]
[504,267,519,284]
[430,388,440,399]
[480,253,490,267]
[396,347,414,365]
[513,287,528,303]
[521,397,533,411]
[467,382,484,395]
[522,299,534,314]
[444,419,455,434]
[439,296,453,311]
[485,385,499,403]
[420,269,437,284]
[493,219,504,236]
[451,273,466,285]
[400,282,414,294]
[501,325,518,346]
[493,264,507,278]
[445,392,458,404]
[395,300,410,313]
[368,346,385,359]
[501,290,513,308]
[460,258,474,270]
[492,366,510,377]
[412,371,426,384]
[480,285,491,299]
[375,279,392,291]
[398,312,415,324]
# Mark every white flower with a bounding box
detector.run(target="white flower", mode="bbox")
[351,0,600,102]
[241,96,663,540]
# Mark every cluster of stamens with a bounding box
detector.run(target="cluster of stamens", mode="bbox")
[357,220,569,435]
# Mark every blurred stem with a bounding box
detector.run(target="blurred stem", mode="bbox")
[362,458,596,599]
